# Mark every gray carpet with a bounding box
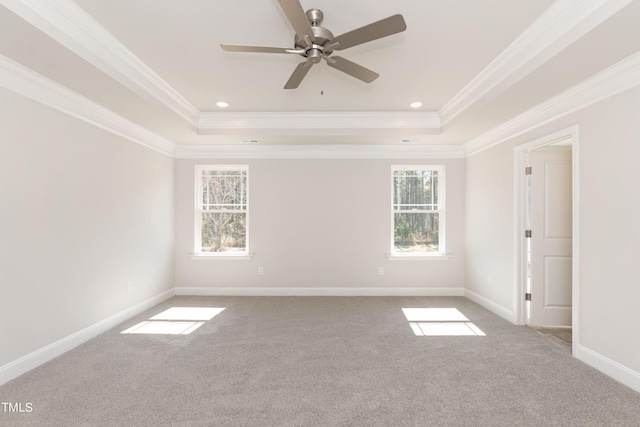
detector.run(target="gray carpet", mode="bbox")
[1,296,639,426]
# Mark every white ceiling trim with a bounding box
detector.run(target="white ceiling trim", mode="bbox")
[0,54,177,157]
[0,53,459,160]
[464,50,640,157]
[5,0,631,140]
[9,0,631,137]
[198,111,441,134]
[175,144,464,160]
[439,0,634,126]
[1,0,200,126]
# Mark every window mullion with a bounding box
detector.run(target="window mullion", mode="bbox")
[392,166,444,256]
[196,166,248,255]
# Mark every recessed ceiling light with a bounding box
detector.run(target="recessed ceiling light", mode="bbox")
[410,101,423,108]
[216,101,229,108]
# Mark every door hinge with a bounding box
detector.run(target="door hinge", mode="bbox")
[525,166,532,175]
[525,230,532,238]
[525,293,532,301]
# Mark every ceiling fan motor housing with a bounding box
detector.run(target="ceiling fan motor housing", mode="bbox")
[294,9,335,59]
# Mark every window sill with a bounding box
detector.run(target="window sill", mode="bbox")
[386,253,451,261]
[190,253,254,260]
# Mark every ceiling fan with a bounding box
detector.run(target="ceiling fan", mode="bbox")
[220,0,407,89]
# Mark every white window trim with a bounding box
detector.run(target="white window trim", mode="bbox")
[386,253,451,260]
[190,253,254,260]
[390,165,447,259]
[193,165,250,258]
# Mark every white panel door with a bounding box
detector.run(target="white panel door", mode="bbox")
[529,149,572,327]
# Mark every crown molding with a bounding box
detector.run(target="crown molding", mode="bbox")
[1,0,200,126]
[4,0,632,141]
[0,54,177,157]
[6,43,639,162]
[197,111,441,134]
[0,53,453,159]
[439,0,633,126]
[464,51,640,156]
[174,144,464,159]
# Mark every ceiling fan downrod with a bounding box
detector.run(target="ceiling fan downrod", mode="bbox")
[294,9,336,60]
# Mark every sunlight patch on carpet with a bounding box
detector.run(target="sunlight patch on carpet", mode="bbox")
[403,308,485,336]
[121,307,225,335]
[121,321,205,335]
[150,307,225,321]
[402,308,469,322]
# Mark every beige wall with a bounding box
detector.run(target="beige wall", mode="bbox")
[465,85,640,375]
[0,88,175,367]
[464,141,515,311]
[175,158,465,291]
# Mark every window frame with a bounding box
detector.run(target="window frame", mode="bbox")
[390,165,446,258]
[194,165,249,258]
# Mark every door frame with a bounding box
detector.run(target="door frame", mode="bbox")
[513,125,580,355]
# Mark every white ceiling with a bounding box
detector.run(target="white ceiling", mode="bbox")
[1,0,639,148]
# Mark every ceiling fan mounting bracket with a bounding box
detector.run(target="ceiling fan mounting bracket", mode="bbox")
[306,8,324,26]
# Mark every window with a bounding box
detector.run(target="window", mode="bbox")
[392,166,444,255]
[195,165,248,255]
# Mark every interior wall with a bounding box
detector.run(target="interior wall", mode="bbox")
[464,141,515,312]
[0,88,175,367]
[175,158,465,292]
[464,85,640,377]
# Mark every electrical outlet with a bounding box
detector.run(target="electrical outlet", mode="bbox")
[378,267,384,276]
[127,281,133,292]
[258,266,264,276]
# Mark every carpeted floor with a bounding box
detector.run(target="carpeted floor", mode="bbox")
[531,326,572,350]
[1,296,639,426]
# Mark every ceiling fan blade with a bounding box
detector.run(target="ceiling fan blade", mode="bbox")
[331,14,407,51]
[284,61,314,89]
[325,56,379,83]
[277,0,314,45]
[221,44,304,54]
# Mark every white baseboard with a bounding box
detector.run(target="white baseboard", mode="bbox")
[575,344,640,394]
[175,286,465,297]
[0,288,175,386]
[464,288,516,323]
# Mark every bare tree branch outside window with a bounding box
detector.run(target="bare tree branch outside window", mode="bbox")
[199,168,247,253]
[392,168,442,254]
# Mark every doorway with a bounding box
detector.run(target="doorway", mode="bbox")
[528,146,572,327]
[513,126,580,354]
